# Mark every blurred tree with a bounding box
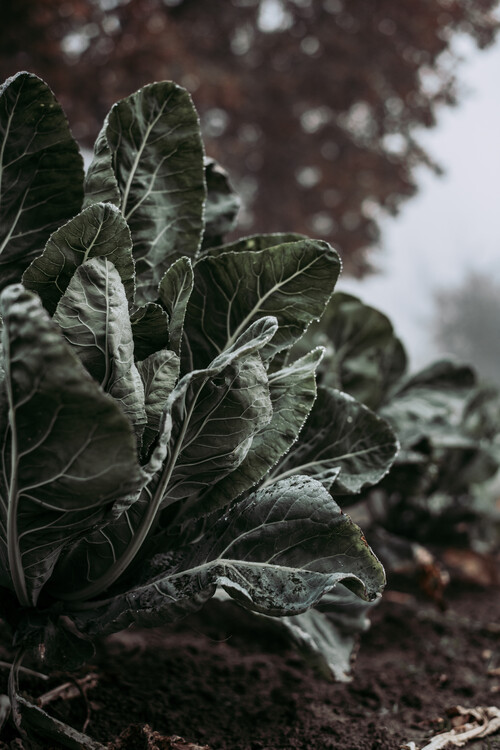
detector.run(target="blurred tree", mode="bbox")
[434,270,500,384]
[1,0,498,274]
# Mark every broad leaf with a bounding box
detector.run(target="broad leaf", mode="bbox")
[0,285,144,607]
[280,586,378,682]
[71,475,385,637]
[154,318,275,508]
[201,157,240,249]
[294,291,408,410]
[0,72,84,289]
[199,348,324,513]
[23,202,135,314]
[267,386,399,496]
[137,349,180,454]
[183,239,341,370]
[158,256,194,355]
[50,317,277,601]
[85,82,206,304]
[202,231,306,259]
[380,359,477,451]
[83,128,121,209]
[130,303,170,361]
[53,258,146,431]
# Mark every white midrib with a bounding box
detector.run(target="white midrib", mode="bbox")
[5,333,30,607]
[82,217,105,264]
[223,252,318,351]
[58,375,207,602]
[100,263,111,390]
[67,558,337,613]
[0,87,25,258]
[120,102,168,219]
[263,443,387,489]
[0,90,18,210]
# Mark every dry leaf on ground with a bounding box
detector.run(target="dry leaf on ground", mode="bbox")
[402,706,500,750]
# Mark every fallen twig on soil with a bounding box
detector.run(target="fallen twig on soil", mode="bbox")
[37,672,99,707]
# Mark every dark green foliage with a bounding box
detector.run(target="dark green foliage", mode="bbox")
[0,73,399,747]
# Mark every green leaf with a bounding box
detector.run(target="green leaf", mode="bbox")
[183,239,341,370]
[380,359,477,451]
[53,258,146,432]
[201,158,240,249]
[71,475,385,637]
[50,317,277,602]
[158,256,194,355]
[267,386,399,496]
[130,303,170,361]
[86,82,206,305]
[137,349,180,455]
[280,586,378,682]
[83,128,121,209]
[200,348,324,512]
[0,72,84,289]
[0,285,144,607]
[23,202,135,314]
[201,231,306,259]
[295,292,408,410]
[155,319,275,510]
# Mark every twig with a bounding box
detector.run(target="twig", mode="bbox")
[37,672,99,708]
[0,660,49,681]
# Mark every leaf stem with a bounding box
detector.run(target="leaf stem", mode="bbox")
[0,660,49,681]
[58,377,206,602]
[4,330,30,608]
[8,646,29,742]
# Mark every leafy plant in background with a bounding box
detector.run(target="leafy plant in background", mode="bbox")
[0,72,398,748]
[297,291,500,571]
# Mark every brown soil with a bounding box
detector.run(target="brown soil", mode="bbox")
[2,582,500,750]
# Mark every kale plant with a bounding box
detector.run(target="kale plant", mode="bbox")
[0,73,398,747]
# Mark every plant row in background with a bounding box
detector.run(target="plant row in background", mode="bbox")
[298,292,500,570]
